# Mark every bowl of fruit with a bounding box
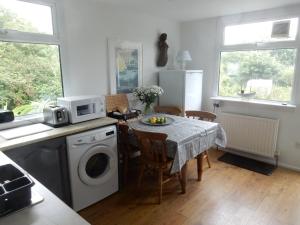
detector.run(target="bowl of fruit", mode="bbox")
[141,115,174,126]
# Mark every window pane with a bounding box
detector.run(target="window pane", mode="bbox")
[219,49,297,102]
[0,42,63,116]
[0,0,53,35]
[224,18,298,45]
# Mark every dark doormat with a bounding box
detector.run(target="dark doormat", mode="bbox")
[218,153,276,176]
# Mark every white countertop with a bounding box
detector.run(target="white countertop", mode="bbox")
[0,151,90,225]
[0,117,118,151]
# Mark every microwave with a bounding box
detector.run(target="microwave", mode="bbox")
[57,96,106,124]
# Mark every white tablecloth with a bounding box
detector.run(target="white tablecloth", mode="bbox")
[128,114,227,173]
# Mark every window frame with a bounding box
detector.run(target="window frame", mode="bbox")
[215,13,300,105]
[0,0,65,123]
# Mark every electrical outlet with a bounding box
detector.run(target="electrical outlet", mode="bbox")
[214,103,220,107]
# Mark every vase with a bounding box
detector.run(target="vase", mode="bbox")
[144,103,154,115]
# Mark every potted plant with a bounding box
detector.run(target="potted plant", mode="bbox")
[133,85,164,114]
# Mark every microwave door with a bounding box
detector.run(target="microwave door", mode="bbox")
[77,104,91,116]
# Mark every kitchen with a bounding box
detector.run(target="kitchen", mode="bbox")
[0,95,118,224]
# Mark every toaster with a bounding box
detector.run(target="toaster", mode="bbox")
[43,106,69,127]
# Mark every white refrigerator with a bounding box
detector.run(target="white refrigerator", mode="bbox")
[158,70,203,113]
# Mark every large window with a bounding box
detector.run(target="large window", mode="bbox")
[219,18,298,103]
[0,0,63,117]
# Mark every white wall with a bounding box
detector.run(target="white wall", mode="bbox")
[180,6,300,170]
[61,0,180,97]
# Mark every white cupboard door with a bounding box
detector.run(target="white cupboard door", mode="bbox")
[184,72,203,110]
[159,71,184,109]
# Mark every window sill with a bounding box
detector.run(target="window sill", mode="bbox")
[0,113,44,131]
[211,96,296,109]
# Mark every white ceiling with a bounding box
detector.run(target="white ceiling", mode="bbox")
[94,0,300,21]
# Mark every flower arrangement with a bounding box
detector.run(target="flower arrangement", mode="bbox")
[133,85,164,114]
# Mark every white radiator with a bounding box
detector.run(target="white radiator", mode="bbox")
[219,113,279,158]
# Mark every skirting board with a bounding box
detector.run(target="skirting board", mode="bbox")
[277,162,300,172]
[220,147,300,172]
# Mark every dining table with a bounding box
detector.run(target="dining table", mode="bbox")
[127,114,227,193]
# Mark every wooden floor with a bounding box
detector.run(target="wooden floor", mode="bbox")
[79,150,300,225]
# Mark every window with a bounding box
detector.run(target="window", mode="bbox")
[219,18,298,103]
[0,0,63,117]
[224,18,298,45]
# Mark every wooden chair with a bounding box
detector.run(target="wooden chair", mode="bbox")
[106,94,129,114]
[185,110,217,170]
[185,111,217,122]
[106,94,140,121]
[117,123,139,184]
[154,106,182,116]
[133,129,183,204]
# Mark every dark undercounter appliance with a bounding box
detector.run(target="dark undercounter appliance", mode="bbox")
[4,137,72,206]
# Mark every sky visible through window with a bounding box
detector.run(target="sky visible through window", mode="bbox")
[0,0,53,34]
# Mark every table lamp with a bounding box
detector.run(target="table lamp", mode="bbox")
[176,50,192,70]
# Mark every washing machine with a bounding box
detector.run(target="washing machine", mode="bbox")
[67,125,118,211]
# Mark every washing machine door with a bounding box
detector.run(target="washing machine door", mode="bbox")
[78,145,117,186]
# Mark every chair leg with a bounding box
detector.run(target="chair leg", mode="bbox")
[123,154,129,184]
[158,168,163,204]
[205,151,211,168]
[138,163,145,189]
[197,153,203,181]
[177,173,184,194]
[180,163,187,194]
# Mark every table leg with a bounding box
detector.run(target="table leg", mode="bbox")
[180,163,187,194]
[197,153,203,181]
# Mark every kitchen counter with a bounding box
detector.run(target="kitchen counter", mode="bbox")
[0,117,118,151]
[0,151,90,225]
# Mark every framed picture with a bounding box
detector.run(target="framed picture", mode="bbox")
[108,39,143,94]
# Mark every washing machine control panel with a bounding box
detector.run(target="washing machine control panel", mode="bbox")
[73,136,90,145]
[71,127,116,146]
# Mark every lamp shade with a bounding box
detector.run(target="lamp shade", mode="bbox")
[176,50,192,62]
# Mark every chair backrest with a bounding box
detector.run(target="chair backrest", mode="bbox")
[133,129,168,165]
[185,110,217,122]
[106,94,129,113]
[154,106,182,116]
